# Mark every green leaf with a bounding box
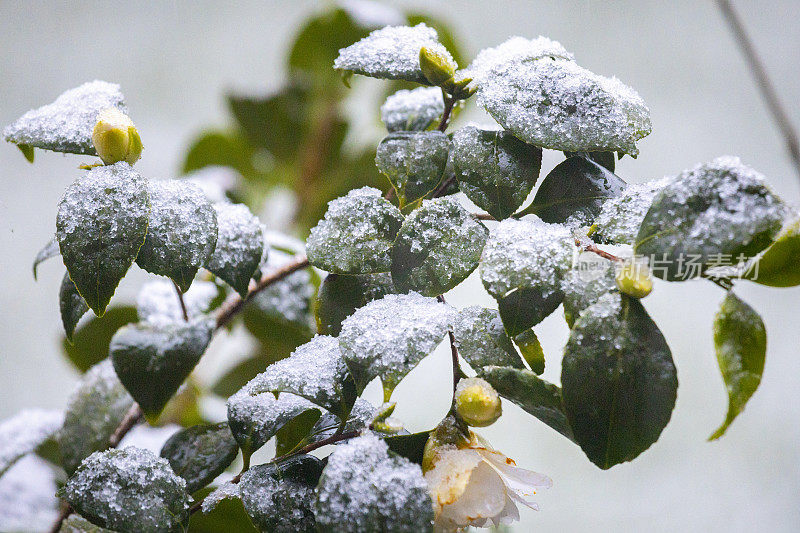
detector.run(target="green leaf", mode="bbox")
[561,253,619,328]
[451,306,524,370]
[62,306,138,373]
[32,237,59,280]
[207,203,265,297]
[383,431,430,465]
[60,272,89,342]
[135,179,218,292]
[564,150,615,172]
[709,292,766,440]
[315,433,434,532]
[635,157,785,281]
[391,197,487,296]
[375,131,450,207]
[239,456,323,533]
[514,328,545,374]
[182,130,257,177]
[0,409,63,477]
[186,492,258,533]
[307,187,403,274]
[275,409,323,456]
[59,447,190,532]
[524,156,626,224]
[478,366,574,442]
[451,126,542,220]
[480,217,574,335]
[56,163,150,316]
[59,514,115,532]
[592,176,672,245]
[406,14,466,68]
[338,293,456,399]
[59,360,134,475]
[470,38,650,155]
[211,349,286,398]
[381,87,444,132]
[747,216,800,287]
[160,422,239,493]
[315,272,397,336]
[3,80,125,155]
[247,335,357,420]
[110,318,214,419]
[561,293,677,469]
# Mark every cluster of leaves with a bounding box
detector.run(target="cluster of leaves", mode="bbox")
[2,2,799,532]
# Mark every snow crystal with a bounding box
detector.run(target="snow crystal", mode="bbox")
[3,80,126,155]
[207,202,265,296]
[315,433,433,532]
[184,165,239,204]
[375,131,450,206]
[480,216,574,300]
[334,23,455,84]
[472,36,650,155]
[136,179,218,291]
[338,292,456,395]
[249,248,315,332]
[459,35,572,85]
[248,335,351,414]
[201,480,241,513]
[0,455,60,531]
[452,306,524,370]
[0,408,62,476]
[307,187,403,274]
[391,197,488,296]
[137,278,219,326]
[594,176,673,244]
[239,462,318,532]
[381,86,444,132]
[561,252,619,326]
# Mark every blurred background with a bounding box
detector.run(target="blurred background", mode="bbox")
[1,1,799,531]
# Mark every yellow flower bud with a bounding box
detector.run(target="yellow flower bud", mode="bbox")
[91,108,143,165]
[454,377,502,428]
[419,46,456,87]
[615,259,653,298]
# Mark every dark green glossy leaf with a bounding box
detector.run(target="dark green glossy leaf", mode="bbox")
[383,431,430,465]
[275,409,322,456]
[391,197,488,296]
[60,272,88,342]
[62,306,137,373]
[56,163,150,316]
[59,515,115,532]
[747,217,800,287]
[451,126,542,220]
[182,130,257,177]
[32,237,59,279]
[17,143,35,163]
[110,318,214,419]
[514,328,545,375]
[525,156,626,224]
[478,366,574,442]
[451,306,524,370]
[207,203,264,297]
[564,151,615,173]
[59,360,134,475]
[709,292,766,440]
[315,272,396,336]
[186,492,258,533]
[375,131,450,207]
[635,157,785,281]
[160,422,239,493]
[561,293,677,469]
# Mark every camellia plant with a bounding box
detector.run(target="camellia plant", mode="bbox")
[2,4,799,533]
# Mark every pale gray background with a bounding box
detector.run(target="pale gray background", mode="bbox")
[1,1,798,532]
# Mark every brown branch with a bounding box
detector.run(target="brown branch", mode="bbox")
[716,0,800,183]
[437,295,462,394]
[472,212,496,221]
[172,281,189,322]
[575,238,623,262]
[437,92,455,132]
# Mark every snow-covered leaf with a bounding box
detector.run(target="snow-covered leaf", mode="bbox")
[60,360,135,475]
[160,422,239,493]
[60,272,89,342]
[3,80,126,155]
[381,87,444,132]
[307,187,403,274]
[136,179,218,292]
[56,162,150,316]
[207,203,264,297]
[592,176,673,244]
[561,293,677,469]
[32,237,59,280]
[375,131,450,207]
[59,514,115,532]
[480,216,574,335]
[110,318,214,419]
[561,252,618,328]
[137,279,220,326]
[391,197,488,295]
[471,37,651,155]
[452,307,524,370]
[315,272,397,336]
[635,157,785,280]
[59,447,190,532]
[333,23,455,84]
[308,398,377,446]
[0,455,60,531]
[200,481,241,514]
[0,409,62,477]
[247,335,357,419]
[239,455,323,533]
[451,125,542,220]
[315,433,433,532]
[338,293,455,398]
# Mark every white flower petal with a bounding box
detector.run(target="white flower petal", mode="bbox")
[436,461,507,529]
[491,493,520,526]
[479,448,552,507]
[425,448,482,509]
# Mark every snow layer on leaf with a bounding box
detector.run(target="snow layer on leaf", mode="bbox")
[561,252,619,327]
[338,292,456,395]
[375,131,450,207]
[3,80,126,155]
[207,203,264,297]
[239,463,317,532]
[452,306,524,370]
[307,187,403,274]
[249,248,315,332]
[334,23,455,84]
[137,278,219,326]
[473,37,650,155]
[201,480,241,513]
[381,87,444,132]
[459,36,572,85]
[0,455,60,531]
[315,433,433,532]
[594,176,673,244]
[310,398,377,444]
[0,409,62,476]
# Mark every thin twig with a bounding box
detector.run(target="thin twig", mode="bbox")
[437,295,462,394]
[472,212,496,221]
[172,281,189,322]
[437,92,455,132]
[716,0,800,183]
[575,238,623,262]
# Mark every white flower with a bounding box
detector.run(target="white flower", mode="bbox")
[424,440,552,531]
